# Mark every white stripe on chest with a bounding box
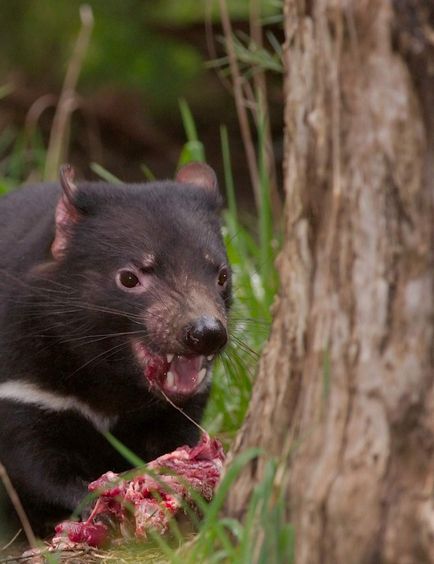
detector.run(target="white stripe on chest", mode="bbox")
[0,380,117,434]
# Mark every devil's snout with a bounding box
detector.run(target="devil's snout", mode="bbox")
[183,316,227,355]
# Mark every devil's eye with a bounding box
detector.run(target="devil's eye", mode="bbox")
[119,270,140,289]
[217,267,228,287]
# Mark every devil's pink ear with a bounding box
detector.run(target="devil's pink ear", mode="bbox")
[51,164,81,260]
[175,162,218,194]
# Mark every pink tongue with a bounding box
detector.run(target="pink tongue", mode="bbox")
[166,356,203,394]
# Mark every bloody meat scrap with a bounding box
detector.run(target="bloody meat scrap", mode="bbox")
[52,434,225,549]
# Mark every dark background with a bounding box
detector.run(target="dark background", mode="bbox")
[0,0,283,208]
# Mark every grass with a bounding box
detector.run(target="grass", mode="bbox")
[202,105,278,442]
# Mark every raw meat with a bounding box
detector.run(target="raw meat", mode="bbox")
[52,434,224,549]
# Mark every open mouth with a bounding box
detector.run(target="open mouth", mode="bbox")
[133,342,211,397]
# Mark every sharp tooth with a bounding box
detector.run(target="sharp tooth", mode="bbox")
[166,371,175,388]
[197,368,207,384]
[207,355,214,362]
[166,354,174,363]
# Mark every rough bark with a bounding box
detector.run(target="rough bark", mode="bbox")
[227,1,434,563]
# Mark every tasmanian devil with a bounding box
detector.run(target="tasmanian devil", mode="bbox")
[0,162,231,534]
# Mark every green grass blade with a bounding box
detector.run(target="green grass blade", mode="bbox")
[179,98,205,164]
[178,140,206,166]
[90,162,123,184]
[200,448,260,528]
[140,163,156,181]
[0,83,13,101]
[179,98,201,145]
[103,431,145,467]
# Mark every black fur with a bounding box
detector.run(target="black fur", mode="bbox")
[0,175,231,534]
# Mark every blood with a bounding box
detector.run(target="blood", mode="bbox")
[141,348,169,386]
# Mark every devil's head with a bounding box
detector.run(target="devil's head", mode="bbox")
[28,163,231,412]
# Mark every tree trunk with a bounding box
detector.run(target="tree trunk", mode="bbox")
[227,1,434,562]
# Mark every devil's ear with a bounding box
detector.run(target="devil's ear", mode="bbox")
[51,164,81,260]
[175,162,218,194]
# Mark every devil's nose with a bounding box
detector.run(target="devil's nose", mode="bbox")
[184,316,227,355]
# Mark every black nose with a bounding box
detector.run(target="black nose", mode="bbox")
[184,316,227,355]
